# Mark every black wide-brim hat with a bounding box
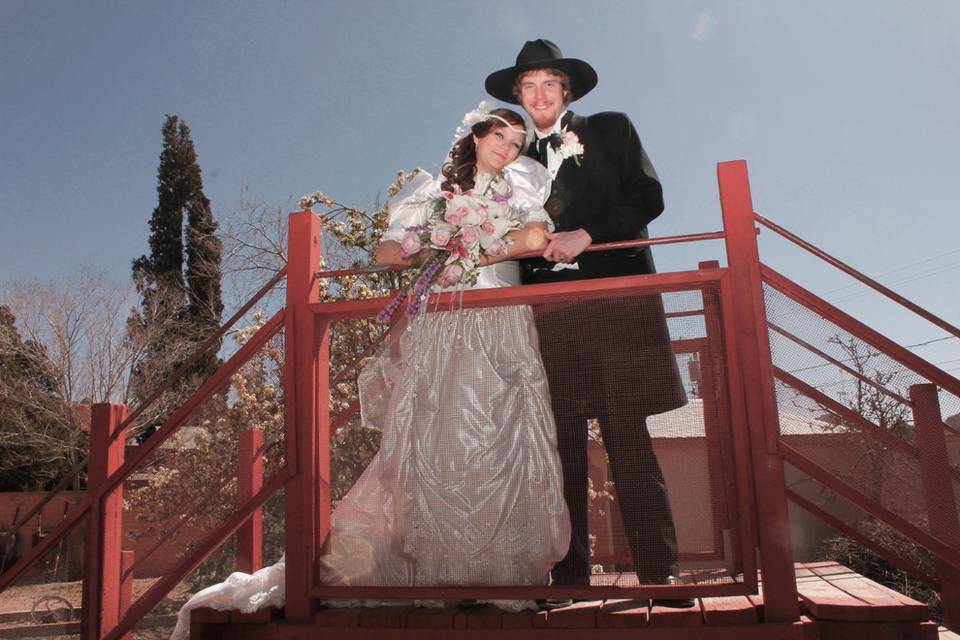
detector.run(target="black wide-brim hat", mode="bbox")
[485,39,598,105]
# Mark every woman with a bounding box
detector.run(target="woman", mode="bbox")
[171,107,569,639]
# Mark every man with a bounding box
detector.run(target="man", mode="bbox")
[486,40,688,593]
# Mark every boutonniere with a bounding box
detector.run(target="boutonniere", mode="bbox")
[546,128,585,167]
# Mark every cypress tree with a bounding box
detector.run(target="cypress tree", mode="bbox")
[183,118,223,375]
[129,115,223,428]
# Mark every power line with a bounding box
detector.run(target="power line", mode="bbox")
[831,261,960,304]
[822,248,960,297]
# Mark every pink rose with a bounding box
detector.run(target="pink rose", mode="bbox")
[445,206,468,225]
[430,226,452,247]
[441,263,464,286]
[481,221,495,235]
[400,232,421,257]
[485,239,507,256]
[459,225,480,247]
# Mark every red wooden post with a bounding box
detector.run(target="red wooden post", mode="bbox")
[117,551,133,640]
[81,402,127,639]
[237,428,264,573]
[910,383,960,630]
[283,211,328,622]
[717,160,799,621]
[699,260,745,572]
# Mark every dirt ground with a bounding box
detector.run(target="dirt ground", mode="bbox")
[0,578,192,638]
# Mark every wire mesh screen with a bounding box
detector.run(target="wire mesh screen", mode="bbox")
[764,282,960,557]
[784,461,939,584]
[322,284,745,590]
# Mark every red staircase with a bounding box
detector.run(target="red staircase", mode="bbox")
[1,160,957,640]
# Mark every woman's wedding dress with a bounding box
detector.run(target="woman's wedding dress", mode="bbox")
[170,157,569,639]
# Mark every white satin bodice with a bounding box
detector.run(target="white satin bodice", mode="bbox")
[381,156,553,290]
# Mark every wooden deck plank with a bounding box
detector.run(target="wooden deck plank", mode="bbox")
[271,620,809,638]
[230,607,280,624]
[810,564,930,609]
[190,607,231,623]
[824,575,929,621]
[796,572,874,621]
[313,606,363,627]
[499,609,543,629]
[454,604,503,629]
[596,598,650,628]
[357,605,414,627]
[544,599,602,628]
[404,606,457,628]
[701,596,759,625]
[649,598,703,627]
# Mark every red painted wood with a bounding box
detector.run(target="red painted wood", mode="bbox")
[232,608,280,624]
[190,607,231,640]
[796,572,872,621]
[754,212,960,343]
[81,402,127,640]
[239,622,809,639]
[284,212,326,623]
[106,468,291,640]
[698,272,742,564]
[237,428,264,574]
[761,264,960,400]
[544,599,602,628]
[0,311,289,600]
[775,368,925,464]
[768,321,912,406]
[718,159,799,622]
[318,231,728,281]
[815,620,937,640]
[309,269,726,320]
[701,596,759,625]
[113,267,288,446]
[118,550,133,640]
[405,606,458,628]
[820,574,929,621]
[786,489,938,587]
[596,598,650,628]
[313,607,362,627]
[649,599,703,627]
[308,581,748,600]
[716,273,761,590]
[500,609,548,629]
[358,606,413,627]
[911,384,960,632]
[455,605,503,629]
[782,441,960,568]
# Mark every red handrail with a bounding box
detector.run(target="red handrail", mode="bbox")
[2,267,288,543]
[0,311,285,594]
[313,230,727,279]
[756,213,960,341]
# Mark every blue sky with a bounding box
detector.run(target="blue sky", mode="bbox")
[1,0,958,370]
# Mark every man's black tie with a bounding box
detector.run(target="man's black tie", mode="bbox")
[535,136,550,167]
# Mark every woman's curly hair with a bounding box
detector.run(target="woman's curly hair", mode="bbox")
[441,108,527,192]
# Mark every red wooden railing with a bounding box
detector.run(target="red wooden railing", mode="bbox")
[2,159,958,638]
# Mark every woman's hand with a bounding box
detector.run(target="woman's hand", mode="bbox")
[374,240,435,268]
[479,222,550,266]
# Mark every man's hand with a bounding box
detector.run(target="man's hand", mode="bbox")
[542,229,592,263]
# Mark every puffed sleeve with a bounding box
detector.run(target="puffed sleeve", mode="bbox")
[503,156,554,231]
[380,171,440,243]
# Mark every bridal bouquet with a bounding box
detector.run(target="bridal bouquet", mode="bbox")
[377,178,520,322]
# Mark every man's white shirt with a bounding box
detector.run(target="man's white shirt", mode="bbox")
[534,111,579,270]
[534,110,567,181]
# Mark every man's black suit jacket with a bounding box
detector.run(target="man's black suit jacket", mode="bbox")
[521,110,664,282]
